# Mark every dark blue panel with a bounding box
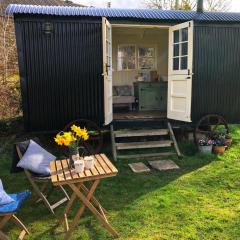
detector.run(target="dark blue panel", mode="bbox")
[14,17,104,131]
[192,26,240,123]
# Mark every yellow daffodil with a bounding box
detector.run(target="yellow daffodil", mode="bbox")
[54,125,89,147]
[81,127,89,141]
[54,132,77,147]
[54,133,65,146]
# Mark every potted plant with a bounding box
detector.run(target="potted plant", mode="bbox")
[213,137,226,154]
[198,138,214,154]
[225,133,233,147]
[54,125,89,168]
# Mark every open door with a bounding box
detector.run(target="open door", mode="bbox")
[102,17,113,125]
[167,21,193,122]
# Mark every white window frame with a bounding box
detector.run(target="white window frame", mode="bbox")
[168,21,193,75]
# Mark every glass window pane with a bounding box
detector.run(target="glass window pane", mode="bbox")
[117,57,136,70]
[174,30,179,43]
[139,57,154,69]
[118,46,135,58]
[181,42,188,56]
[138,47,154,57]
[117,57,126,70]
[174,44,179,57]
[173,58,179,70]
[181,28,188,42]
[181,56,188,70]
[128,57,136,69]
[118,45,136,70]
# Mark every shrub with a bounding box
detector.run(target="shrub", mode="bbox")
[0,76,21,120]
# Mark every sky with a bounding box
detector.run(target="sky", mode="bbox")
[74,0,240,12]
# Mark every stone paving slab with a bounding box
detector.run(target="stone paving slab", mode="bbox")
[128,162,151,173]
[148,160,180,171]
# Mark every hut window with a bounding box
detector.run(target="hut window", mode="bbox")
[173,28,188,70]
[117,45,136,70]
[138,47,155,70]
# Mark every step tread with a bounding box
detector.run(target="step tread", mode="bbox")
[118,152,176,159]
[116,140,173,150]
[114,129,169,137]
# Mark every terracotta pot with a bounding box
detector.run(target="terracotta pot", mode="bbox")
[213,146,226,154]
[225,138,233,147]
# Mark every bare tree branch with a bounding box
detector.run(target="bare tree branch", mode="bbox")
[0,2,19,84]
[205,0,231,12]
[142,0,232,11]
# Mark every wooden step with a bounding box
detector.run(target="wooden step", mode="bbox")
[116,140,173,150]
[118,152,176,159]
[114,129,169,138]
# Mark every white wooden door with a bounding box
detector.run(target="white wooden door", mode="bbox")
[102,17,113,125]
[167,21,193,122]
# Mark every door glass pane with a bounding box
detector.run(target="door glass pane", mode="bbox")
[181,56,188,69]
[107,41,110,56]
[174,30,179,43]
[173,58,179,70]
[181,42,188,56]
[181,28,188,42]
[106,26,111,40]
[173,44,179,57]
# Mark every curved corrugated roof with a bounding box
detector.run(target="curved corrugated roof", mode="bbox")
[5,4,240,22]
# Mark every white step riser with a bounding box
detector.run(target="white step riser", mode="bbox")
[118,152,175,159]
[116,140,173,150]
[114,129,169,138]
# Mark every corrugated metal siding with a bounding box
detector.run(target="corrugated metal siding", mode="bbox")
[15,16,104,131]
[192,25,240,123]
[7,4,240,23]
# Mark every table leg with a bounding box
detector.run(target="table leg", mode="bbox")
[59,183,81,229]
[67,181,118,239]
[64,180,100,240]
[80,184,106,212]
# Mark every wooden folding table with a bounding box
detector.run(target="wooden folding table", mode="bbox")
[50,154,118,240]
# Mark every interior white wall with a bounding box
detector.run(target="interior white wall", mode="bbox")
[112,27,169,87]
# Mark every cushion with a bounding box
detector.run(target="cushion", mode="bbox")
[0,180,14,206]
[17,140,56,176]
[115,85,132,96]
[12,137,41,173]
[0,191,31,213]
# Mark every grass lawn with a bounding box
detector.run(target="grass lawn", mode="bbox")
[0,125,240,240]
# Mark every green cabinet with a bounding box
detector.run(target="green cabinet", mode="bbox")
[134,82,167,111]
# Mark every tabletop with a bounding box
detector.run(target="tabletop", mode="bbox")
[50,154,118,186]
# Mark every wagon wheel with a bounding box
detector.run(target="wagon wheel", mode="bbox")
[62,119,103,155]
[194,114,229,145]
